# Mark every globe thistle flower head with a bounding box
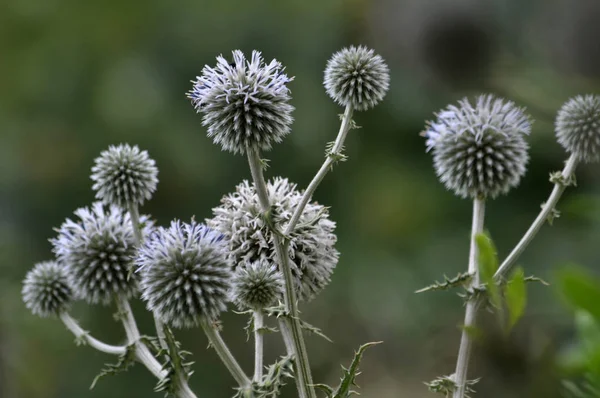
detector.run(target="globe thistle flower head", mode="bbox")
[230,261,284,310]
[91,144,158,208]
[324,45,390,111]
[22,261,73,317]
[423,94,532,199]
[207,177,339,301]
[52,203,153,305]
[137,220,232,328]
[188,50,295,155]
[555,95,600,163]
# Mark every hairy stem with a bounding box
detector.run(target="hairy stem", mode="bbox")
[200,319,251,389]
[60,312,126,355]
[453,198,486,398]
[253,310,265,381]
[284,104,354,235]
[494,154,578,281]
[246,145,315,398]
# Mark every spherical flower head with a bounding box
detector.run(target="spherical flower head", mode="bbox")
[555,95,600,163]
[207,177,339,301]
[137,220,232,328]
[231,261,284,310]
[52,202,153,305]
[324,46,390,111]
[91,144,158,209]
[188,50,295,155]
[22,261,73,317]
[422,94,532,199]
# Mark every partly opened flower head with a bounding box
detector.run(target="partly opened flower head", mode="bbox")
[188,50,294,154]
[52,203,153,304]
[231,260,284,310]
[137,220,232,328]
[207,177,339,301]
[423,94,532,199]
[324,46,390,111]
[556,95,600,163]
[91,144,158,209]
[22,261,73,317]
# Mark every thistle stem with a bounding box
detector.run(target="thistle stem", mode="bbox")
[453,198,486,398]
[253,310,265,381]
[493,154,579,281]
[200,319,251,389]
[284,104,354,235]
[246,145,315,398]
[59,312,126,355]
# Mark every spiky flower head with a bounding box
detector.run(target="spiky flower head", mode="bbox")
[556,95,600,163]
[137,220,232,328]
[22,261,73,317]
[91,144,158,209]
[188,50,295,155]
[207,177,339,301]
[324,45,390,111]
[422,94,532,199]
[231,261,284,310]
[52,203,153,305]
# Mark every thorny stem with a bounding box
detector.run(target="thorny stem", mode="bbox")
[60,312,126,356]
[253,310,265,381]
[494,154,579,281]
[453,198,485,398]
[200,319,251,389]
[246,145,315,398]
[284,104,354,236]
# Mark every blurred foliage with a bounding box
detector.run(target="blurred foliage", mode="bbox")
[2,0,600,397]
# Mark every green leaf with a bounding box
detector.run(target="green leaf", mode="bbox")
[332,341,382,398]
[476,233,501,310]
[558,266,600,322]
[90,343,137,389]
[505,267,527,333]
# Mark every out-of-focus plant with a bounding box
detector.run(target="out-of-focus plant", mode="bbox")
[21,46,389,398]
[419,95,600,397]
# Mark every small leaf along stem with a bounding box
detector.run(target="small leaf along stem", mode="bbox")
[453,198,486,398]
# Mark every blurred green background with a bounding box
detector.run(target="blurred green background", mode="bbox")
[2,0,600,396]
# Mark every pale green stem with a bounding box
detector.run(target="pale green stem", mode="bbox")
[253,310,264,381]
[284,104,354,235]
[60,312,126,355]
[453,198,486,398]
[246,145,315,398]
[200,319,251,389]
[494,154,579,281]
[128,203,169,352]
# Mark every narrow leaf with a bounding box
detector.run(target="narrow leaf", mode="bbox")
[476,233,501,310]
[332,341,382,398]
[505,267,527,333]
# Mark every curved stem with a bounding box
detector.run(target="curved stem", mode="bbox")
[60,312,126,355]
[253,311,265,381]
[246,146,315,398]
[453,198,486,398]
[284,104,354,235]
[494,154,578,281]
[200,319,251,389]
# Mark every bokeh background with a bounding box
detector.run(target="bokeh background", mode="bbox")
[2,0,600,396]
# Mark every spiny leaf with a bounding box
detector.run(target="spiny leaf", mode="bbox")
[331,341,382,398]
[426,375,480,398]
[90,343,136,389]
[299,319,332,343]
[154,326,194,397]
[416,272,473,293]
[253,355,295,398]
[314,383,335,397]
[505,267,526,333]
[476,233,501,310]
